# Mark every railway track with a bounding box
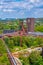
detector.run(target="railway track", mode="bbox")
[2,39,22,65]
[2,39,17,65]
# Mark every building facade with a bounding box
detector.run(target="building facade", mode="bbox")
[26,18,35,32]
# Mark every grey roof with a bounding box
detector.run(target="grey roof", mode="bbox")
[28,32,43,35]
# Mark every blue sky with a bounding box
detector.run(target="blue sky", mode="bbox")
[0,0,43,19]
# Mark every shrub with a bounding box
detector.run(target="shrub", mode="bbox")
[29,51,43,65]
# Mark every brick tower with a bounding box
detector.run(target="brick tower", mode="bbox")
[26,18,35,32]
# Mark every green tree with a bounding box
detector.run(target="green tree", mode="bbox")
[19,55,30,65]
[29,51,43,65]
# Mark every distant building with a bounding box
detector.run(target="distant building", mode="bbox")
[26,18,35,32]
[3,30,15,34]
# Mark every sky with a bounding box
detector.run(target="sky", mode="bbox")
[0,0,43,19]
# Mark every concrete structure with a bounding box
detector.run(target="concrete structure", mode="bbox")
[28,32,43,38]
[26,18,35,32]
[12,47,42,58]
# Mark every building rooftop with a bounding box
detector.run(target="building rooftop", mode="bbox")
[28,32,43,35]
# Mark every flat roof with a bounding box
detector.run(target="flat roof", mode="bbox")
[28,32,43,35]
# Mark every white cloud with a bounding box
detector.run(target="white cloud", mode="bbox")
[3,9,16,12]
[0,1,33,10]
[30,0,40,3]
[0,0,43,18]
[29,0,42,7]
[34,8,43,17]
[0,6,3,8]
[0,0,42,11]
[18,10,24,16]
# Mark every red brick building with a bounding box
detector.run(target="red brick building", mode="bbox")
[26,18,35,32]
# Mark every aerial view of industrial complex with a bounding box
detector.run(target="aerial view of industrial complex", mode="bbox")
[0,0,43,65]
[0,18,43,65]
